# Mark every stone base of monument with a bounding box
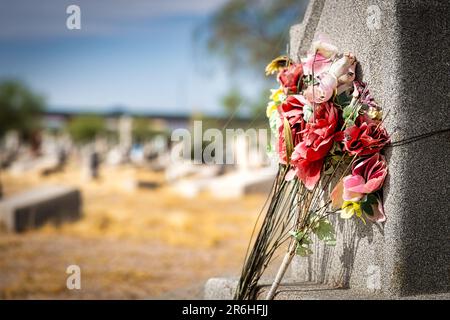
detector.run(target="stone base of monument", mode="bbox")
[204,278,450,300]
[0,185,82,232]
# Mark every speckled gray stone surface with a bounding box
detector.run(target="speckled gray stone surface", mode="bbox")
[204,0,449,300]
[203,278,450,300]
[257,282,450,300]
[289,0,450,297]
[204,278,238,300]
[289,0,325,60]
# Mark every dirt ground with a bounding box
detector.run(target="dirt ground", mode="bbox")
[0,163,265,299]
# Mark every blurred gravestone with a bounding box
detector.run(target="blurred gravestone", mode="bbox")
[205,0,450,299]
[89,151,100,179]
[0,185,81,232]
[119,115,133,153]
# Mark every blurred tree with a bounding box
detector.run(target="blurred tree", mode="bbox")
[132,117,167,144]
[0,80,45,139]
[197,0,307,116]
[249,87,271,119]
[203,0,308,72]
[0,80,45,198]
[68,115,105,144]
[220,87,244,115]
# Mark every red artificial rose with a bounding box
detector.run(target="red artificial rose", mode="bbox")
[277,95,306,164]
[286,157,324,191]
[279,95,305,116]
[295,102,339,161]
[278,63,303,94]
[287,102,339,189]
[339,116,389,156]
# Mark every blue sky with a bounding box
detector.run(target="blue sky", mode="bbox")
[0,0,261,115]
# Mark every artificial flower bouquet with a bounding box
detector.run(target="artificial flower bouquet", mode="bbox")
[235,37,390,300]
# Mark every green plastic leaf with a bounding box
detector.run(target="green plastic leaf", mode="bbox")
[343,104,354,120]
[269,109,279,138]
[334,91,352,108]
[314,219,336,246]
[366,194,378,205]
[330,142,342,155]
[361,194,378,216]
[361,201,374,216]
[289,230,297,238]
[266,111,280,157]
[289,230,305,241]
[302,235,312,245]
[303,104,313,122]
[296,245,313,257]
[323,165,335,175]
[291,230,313,256]
[283,117,294,162]
[303,75,319,87]
[343,103,362,126]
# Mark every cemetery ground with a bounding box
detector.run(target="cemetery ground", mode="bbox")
[0,163,264,299]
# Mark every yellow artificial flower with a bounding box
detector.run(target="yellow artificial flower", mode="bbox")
[266,101,277,118]
[368,107,383,120]
[265,55,291,76]
[266,87,286,118]
[339,201,366,224]
[270,88,284,103]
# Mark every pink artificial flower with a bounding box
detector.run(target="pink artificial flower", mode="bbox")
[343,153,387,201]
[304,72,338,104]
[303,35,337,75]
[336,62,356,95]
[329,52,356,80]
[330,156,387,223]
[366,195,386,223]
[311,36,338,59]
[330,179,344,209]
[303,52,334,76]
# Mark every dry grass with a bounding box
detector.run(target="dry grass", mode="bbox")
[0,163,265,299]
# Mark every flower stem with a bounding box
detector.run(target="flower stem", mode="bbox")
[265,242,296,300]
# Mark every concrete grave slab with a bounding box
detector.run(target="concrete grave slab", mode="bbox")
[0,185,82,232]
